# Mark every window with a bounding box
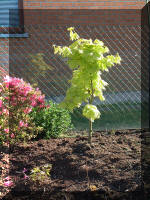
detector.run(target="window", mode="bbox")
[0,0,28,36]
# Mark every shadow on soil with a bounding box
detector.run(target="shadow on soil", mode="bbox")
[2,185,145,200]
[1,136,149,200]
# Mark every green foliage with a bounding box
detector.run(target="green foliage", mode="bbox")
[53,27,121,144]
[30,164,52,182]
[83,104,100,122]
[53,27,121,113]
[30,101,73,139]
[30,53,53,72]
[28,53,54,85]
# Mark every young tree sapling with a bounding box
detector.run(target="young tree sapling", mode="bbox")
[53,27,121,145]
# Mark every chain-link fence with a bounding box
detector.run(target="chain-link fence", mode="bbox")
[4,23,148,131]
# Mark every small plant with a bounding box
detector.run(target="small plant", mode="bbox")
[108,129,116,135]
[30,101,73,139]
[53,27,121,145]
[30,164,52,182]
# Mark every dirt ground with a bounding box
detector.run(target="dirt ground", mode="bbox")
[0,129,147,200]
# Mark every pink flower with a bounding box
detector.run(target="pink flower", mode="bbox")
[3,109,9,116]
[37,95,44,103]
[30,94,37,101]
[39,104,45,108]
[21,97,27,102]
[5,176,11,181]
[11,102,17,106]
[4,76,23,89]
[24,175,28,179]
[4,128,9,134]
[0,99,2,107]
[11,96,15,101]
[4,180,13,187]
[10,133,15,138]
[19,120,24,127]
[24,107,32,114]
[31,101,37,107]
[21,85,32,96]
[19,120,28,128]
[24,123,28,127]
[36,88,39,91]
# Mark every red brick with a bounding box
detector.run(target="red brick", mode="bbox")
[24,0,146,9]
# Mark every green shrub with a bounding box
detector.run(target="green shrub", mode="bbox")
[30,101,73,139]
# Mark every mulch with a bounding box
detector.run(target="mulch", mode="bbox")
[0,129,149,200]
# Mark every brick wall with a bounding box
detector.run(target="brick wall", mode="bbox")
[24,0,145,9]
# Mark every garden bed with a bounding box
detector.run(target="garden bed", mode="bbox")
[0,129,145,200]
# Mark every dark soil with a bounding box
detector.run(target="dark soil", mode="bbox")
[0,129,148,200]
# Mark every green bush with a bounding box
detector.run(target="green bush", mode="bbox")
[30,101,73,139]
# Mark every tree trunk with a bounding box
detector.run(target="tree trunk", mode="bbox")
[88,119,92,145]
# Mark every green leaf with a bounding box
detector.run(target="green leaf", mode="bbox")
[83,104,100,122]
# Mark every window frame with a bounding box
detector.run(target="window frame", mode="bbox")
[0,0,25,34]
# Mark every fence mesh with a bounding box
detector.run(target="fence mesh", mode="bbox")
[2,23,148,131]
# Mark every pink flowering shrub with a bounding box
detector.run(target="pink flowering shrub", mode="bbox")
[0,76,46,144]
